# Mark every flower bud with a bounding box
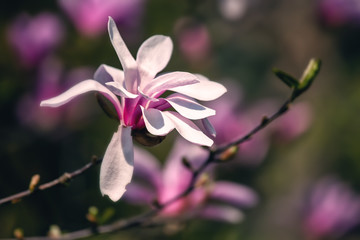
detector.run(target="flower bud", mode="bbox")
[95,93,119,122]
[29,174,40,192]
[219,145,238,161]
[298,59,321,91]
[13,228,24,240]
[293,58,321,99]
[132,128,166,147]
[195,173,210,188]
[98,208,115,225]
[86,206,98,223]
[48,225,61,239]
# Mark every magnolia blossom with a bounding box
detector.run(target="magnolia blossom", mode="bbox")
[303,177,360,239]
[41,17,226,201]
[124,138,258,223]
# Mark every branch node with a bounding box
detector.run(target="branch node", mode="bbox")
[150,199,162,210]
[59,172,72,185]
[261,116,270,125]
[181,157,194,172]
[11,198,22,204]
[91,155,99,164]
[279,103,290,114]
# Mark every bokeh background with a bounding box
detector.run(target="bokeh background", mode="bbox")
[1,0,360,239]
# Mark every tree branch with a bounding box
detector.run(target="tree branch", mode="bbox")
[0,156,102,206]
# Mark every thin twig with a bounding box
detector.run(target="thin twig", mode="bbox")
[213,98,292,155]
[0,156,102,206]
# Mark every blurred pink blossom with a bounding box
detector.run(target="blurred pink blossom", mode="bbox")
[58,0,145,37]
[303,177,360,239]
[207,81,312,165]
[7,13,64,68]
[218,0,248,21]
[124,138,257,223]
[271,102,312,141]
[17,57,94,132]
[174,18,212,65]
[317,0,360,27]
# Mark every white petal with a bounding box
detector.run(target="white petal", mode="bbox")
[94,64,124,85]
[40,79,122,118]
[165,94,215,120]
[141,107,175,136]
[106,82,138,98]
[170,74,227,101]
[163,111,213,146]
[142,72,199,96]
[137,35,173,81]
[100,126,134,202]
[108,17,138,92]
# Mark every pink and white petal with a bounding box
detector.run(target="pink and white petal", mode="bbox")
[40,79,122,118]
[108,17,138,92]
[141,107,175,136]
[170,74,227,101]
[163,111,213,146]
[93,65,114,85]
[165,94,215,120]
[147,98,171,111]
[123,182,156,205]
[105,82,138,98]
[195,118,216,138]
[210,181,258,208]
[94,64,125,85]
[137,35,173,83]
[100,126,134,202]
[198,205,244,223]
[133,146,162,189]
[142,72,199,97]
